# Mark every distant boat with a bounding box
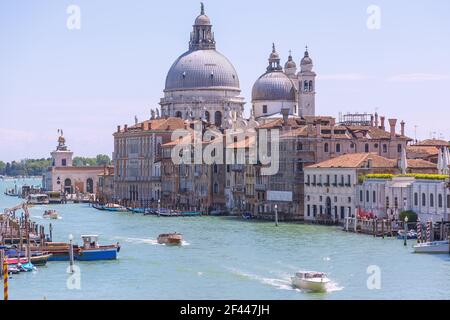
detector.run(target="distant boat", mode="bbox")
[157,232,183,245]
[43,210,59,219]
[291,271,330,292]
[242,212,253,220]
[397,229,417,240]
[27,194,49,205]
[6,254,52,266]
[75,235,120,261]
[179,211,202,217]
[103,203,128,212]
[158,208,180,217]
[413,240,449,254]
[92,203,105,210]
[127,207,146,214]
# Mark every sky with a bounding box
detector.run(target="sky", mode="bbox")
[1,0,449,162]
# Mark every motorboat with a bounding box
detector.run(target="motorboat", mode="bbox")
[103,203,128,212]
[128,207,146,214]
[92,203,105,210]
[43,209,59,219]
[6,253,52,266]
[397,229,417,240]
[27,194,49,205]
[413,240,449,254]
[179,211,202,217]
[75,235,120,261]
[242,212,253,220]
[291,271,330,292]
[157,232,183,245]
[157,208,180,217]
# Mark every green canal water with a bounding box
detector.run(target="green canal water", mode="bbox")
[1,178,450,300]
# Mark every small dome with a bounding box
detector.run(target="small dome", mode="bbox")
[195,14,211,25]
[285,54,296,69]
[301,48,313,66]
[252,72,296,102]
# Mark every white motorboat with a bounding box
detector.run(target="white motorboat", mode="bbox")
[413,240,449,254]
[291,271,330,292]
[43,209,59,219]
[27,194,50,205]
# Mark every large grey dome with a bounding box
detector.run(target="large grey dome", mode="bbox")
[252,71,296,101]
[164,50,240,92]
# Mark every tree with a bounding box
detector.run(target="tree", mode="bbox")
[96,154,111,166]
[0,161,5,175]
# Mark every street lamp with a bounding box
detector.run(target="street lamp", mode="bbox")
[403,216,409,246]
[158,199,161,217]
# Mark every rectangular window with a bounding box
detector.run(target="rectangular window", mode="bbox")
[262,105,268,114]
[61,159,67,166]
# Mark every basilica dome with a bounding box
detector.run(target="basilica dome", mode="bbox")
[164,49,240,92]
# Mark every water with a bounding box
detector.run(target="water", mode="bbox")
[1,178,450,300]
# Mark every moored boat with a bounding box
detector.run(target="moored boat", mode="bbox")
[75,235,120,261]
[413,240,449,254]
[157,232,183,245]
[103,203,128,212]
[397,229,417,240]
[27,194,50,205]
[6,253,52,266]
[291,271,330,292]
[179,211,202,217]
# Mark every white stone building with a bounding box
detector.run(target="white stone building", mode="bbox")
[42,132,104,194]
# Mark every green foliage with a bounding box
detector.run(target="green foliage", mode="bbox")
[362,173,448,182]
[365,174,394,180]
[0,154,110,176]
[397,173,448,180]
[399,210,418,223]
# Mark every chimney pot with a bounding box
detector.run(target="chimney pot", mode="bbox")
[380,116,386,130]
[374,113,379,127]
[388,119,397,139]
[400,121,405,136]
[124,124,128,132]
[117,125,121,133]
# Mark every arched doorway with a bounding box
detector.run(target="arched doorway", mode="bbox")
[86,178,94,193]
[214,111,222,127]
[64,178,72,194]
[326,197,332,216]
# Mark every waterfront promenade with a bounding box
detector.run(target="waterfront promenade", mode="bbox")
[1,178,450,300]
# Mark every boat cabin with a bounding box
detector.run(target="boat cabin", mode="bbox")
[81,235,99,249]
[296,271,327,279]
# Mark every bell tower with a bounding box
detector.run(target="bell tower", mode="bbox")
[189,3,216,51]
[298,46,316,116]
[51,129,73,167]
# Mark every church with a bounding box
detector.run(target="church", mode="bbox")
[159,3,316,126]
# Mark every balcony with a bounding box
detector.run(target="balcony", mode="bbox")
[232,185,245,193]
[255,184,267,191]
[231,164,245,172]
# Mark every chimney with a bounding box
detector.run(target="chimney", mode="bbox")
[316,123,322,137]
[374,113,379,127]
[124,124,128,132]
[380,116,385,130]
[281,107,289,128]
[400,120,405,136]
[117,125,121,133]
[370,114,374,127]
[388,119,397,139]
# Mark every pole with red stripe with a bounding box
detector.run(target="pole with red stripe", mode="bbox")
[3,259,8,300]
[416,219,422,243]
[426,220,432,243]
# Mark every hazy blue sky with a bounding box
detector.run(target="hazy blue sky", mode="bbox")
[1,0,449,161]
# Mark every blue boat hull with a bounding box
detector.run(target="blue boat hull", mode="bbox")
[76,248,118,261]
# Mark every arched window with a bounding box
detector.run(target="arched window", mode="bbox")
[422,193,426,206]
[86,178,94,193]
[297,142,303,151]
[64,178,72,194]
[205,111,210,122]
[438,194,443,208]
[336,143,341,153]
[360,190,363,202]
[366,190,370,202]
[414,193,418,206]
[309,80,313,92]
[365,144,369,152]
[383,144,387,153]
[398,144,402,153]
[214,111,222,127]
[430,194,434,207]
[373,190,376,203]
[447,195,450,208]
[175,111,182,118]
[324,143,329,152]
[213,182,219,194]
[213,164,218,174]
[304,80,309,92]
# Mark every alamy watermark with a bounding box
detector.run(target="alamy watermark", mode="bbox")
[366,265,381,290]
[366,5,381,30]
[67,5,81,30]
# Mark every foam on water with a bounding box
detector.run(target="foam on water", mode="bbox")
[113,236,190,246]
[227,267,293,291]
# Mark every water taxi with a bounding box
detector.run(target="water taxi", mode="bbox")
[43,209,59,219]
[291,271,330,292]
[27,194,49,205]
[75,235,120,261]
[157,232,183,245]
[413,240,449,254]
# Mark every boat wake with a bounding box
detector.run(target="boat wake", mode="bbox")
[227,267,293,291]
[113,236,190,246]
